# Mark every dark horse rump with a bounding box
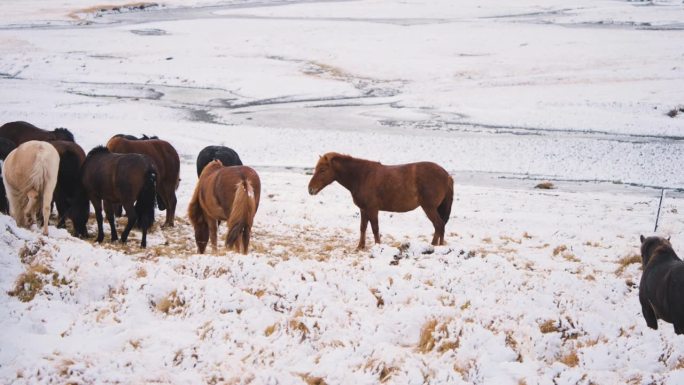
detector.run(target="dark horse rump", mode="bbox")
[0,121,74,146]
[106,134,179,227]
[75,146,157,248]
[49,140,87,236]
[0,137,18,214]
[196,145,243,176]
[639,236,684,334]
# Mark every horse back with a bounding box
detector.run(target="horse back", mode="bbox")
[0,121,47,146]
[107,137,179,185]
[200,166,260,219]
[3,140,59,192]
[82,152,155,202]
[369,161,450,212]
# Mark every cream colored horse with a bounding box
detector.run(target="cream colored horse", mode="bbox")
[2,140,59,235]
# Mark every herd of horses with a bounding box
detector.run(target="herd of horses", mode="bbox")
[1,121,682,336]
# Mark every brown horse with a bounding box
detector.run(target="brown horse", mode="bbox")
[49,140,87,234]
[74,146,157,248]
[308,152,453,249]
[106,134,180,227]
[0,121,74,146]
[188,160,261,254]
[2,141,60,235]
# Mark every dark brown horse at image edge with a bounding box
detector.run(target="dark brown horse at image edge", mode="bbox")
[308,152,453,249]
[639,235,684,334]
[49,140,87,236]
[73,146,157,248]
[0,121,74,146]
[188,160,261,255]
[106,134,180,227]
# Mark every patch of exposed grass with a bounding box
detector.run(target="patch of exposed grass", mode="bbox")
[559,350,579,367]
[535,181,555,190]
[615,253,642,276]
[552,245,567,256]
[264,323,279,337]
[299,374,327,385]
[539,319,559,334]
[8,264,52,302]
[156,290,185,315]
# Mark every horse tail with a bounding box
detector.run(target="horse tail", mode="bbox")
[135,168,156,231]
[438,175,454,225]
[226,179,256,254]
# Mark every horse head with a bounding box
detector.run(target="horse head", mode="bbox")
[640,235,672,266]
[308,153,338,195]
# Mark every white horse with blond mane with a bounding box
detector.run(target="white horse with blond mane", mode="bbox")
[2,140,59,235]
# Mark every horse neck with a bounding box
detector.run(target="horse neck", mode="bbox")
[333,156,374,192]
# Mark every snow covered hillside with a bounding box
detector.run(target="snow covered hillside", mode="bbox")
[0,0,683,384]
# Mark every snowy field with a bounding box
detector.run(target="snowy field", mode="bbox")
[1,0,684,384]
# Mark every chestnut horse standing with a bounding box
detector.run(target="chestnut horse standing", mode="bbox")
[2,141,60,235]
[308,152,453,249]
[74,146,157,248]
[0,121,74,145]
[106,134,180,227]
[188,160,260,254]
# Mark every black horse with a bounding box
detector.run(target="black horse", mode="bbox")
[50,140,88,235]
[196,145,242,176]
[0,137,17,214]
[0,121,74,146]
[639,235,684,334]
[74,146,157,248]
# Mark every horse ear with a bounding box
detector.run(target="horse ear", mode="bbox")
[640,235,645,244]
[668,236,671,242]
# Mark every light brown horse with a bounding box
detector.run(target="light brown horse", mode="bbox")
[188,160,261,254]
[2,141,60,235]
[308,152,453,249]
[106,134,180,227]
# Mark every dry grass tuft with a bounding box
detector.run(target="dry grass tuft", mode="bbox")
[370,288,385,308]
[615,253,642,276]
[539,319,559,334]
[379,365,397,383]
[298,374,327,385]
[552,245,567,256]
[264,323,279,337]
[559,350,579,367]
[562,253,581,263]
[535,181,555,190]
[136,267,147,278]
[8,264,53,302]
[417,319,439,353]
[156,290,185,315]
[288,320,310,342]
[460,300,471,311]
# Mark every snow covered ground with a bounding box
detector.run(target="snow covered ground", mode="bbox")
[1,0,684,384]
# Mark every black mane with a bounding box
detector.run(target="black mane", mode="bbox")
[54,127,75,142]
[113,134,159,140]
[86,145,110,158]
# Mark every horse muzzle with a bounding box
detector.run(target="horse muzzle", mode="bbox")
[308,186,318,195]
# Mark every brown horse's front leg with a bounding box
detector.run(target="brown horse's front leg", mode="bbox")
[208,219,218,254]
[357,209,369,250]
[368,209,381,245]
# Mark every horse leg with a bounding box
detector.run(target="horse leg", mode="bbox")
[422,206,446,246]
[25,190,39,229]
[164,191,177,227]
[120,201,137,244]
[208,219,218,254]
[93,199,105,243]
[104,201,118,242]
[41,189,54,236]
[369,209,381,245]
[358,209,369,250]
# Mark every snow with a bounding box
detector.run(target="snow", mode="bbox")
[1,0,684,384]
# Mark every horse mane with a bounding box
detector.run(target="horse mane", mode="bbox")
[54,128,74,141]
[86,145,110,158]
[113,134,159,140]
[323,152,381,166]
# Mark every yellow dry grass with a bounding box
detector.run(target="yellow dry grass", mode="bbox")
[8,264,53,302]
[535,181,555,190]
[68,2,157,20]
[156,290,185,315]
[615,253,642,276]
[539,319,559,334]
[559,350,579,367]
